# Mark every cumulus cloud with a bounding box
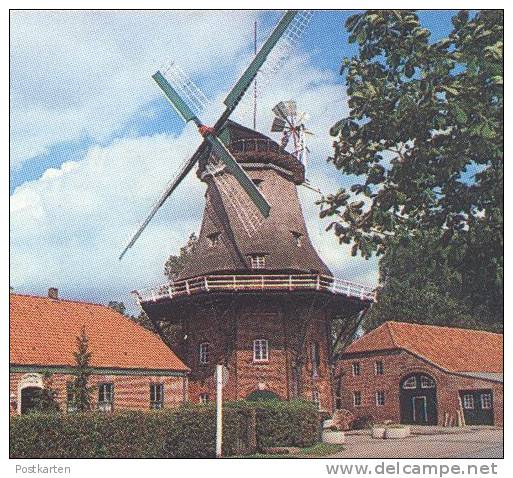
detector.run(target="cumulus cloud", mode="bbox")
[10,11,378,310]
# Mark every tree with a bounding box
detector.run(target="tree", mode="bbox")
[164,232,198,280]
[108,301,126,316]
[31,372,60,413]
[322,10,502,329]
[72,326,93,411]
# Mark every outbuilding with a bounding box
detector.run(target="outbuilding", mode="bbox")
[336,321,503,426]
[10,290,189,415]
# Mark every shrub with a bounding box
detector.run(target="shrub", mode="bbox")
[351,415,375,430]
[227,399,320,449]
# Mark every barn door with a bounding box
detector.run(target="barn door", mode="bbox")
[460,390,494,425]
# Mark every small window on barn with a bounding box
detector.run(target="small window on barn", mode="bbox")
[312,389,321,409]
[481,393,492,409]
[250,254,266,269]
[199,342,210,365]
[402,376,417,389]
[375,391,385,406]
[150,383,164,409]
[253,338,269,362]
[352,362,361,376]
[199,393,209,404]
[98,383,114,412]
[463,394,474,409]
[353,391,362,407]
[291,231,303,247]
[207,232,221,247]
[374,360,384,375]
[420,375,435,389]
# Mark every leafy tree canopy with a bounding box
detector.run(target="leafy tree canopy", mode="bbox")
[164,232,198,280]
[108,301,126,316]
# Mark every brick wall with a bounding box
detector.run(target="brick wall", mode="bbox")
[183,295,334,411]
[10,371,187,416]
[337,350,503,426]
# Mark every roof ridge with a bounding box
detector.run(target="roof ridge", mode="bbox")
[384,321,399,347]
[10,293,114,309]
[383,320,503,337]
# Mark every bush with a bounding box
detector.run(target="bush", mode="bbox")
[10,400,319,458]
[351,415,375,430]
[227,399,320,449]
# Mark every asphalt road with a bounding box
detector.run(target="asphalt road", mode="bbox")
[329,429,503,459]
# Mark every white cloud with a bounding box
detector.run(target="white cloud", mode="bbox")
[10,11,378,311]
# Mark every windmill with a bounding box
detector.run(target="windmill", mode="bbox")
[119,10,314,260]
[271,100,313,168]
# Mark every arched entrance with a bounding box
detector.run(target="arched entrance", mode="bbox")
[246,390,280,401]
[20,387,42,414]
[400,373,438,425]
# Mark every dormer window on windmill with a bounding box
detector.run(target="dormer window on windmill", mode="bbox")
[250,254,266,269]
[291,231,303,247]
[207,232,221,248]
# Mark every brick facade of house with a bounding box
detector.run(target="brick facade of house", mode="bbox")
[337,349,503,426]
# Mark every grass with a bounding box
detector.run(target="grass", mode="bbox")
[235,443,344,458]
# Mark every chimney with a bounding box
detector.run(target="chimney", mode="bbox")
[48,287,59,300]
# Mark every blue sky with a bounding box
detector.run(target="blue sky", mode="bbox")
[10,10,458,310]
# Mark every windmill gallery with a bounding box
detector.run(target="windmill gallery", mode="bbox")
[10,10,503,431]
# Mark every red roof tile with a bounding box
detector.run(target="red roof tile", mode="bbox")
[343,321,503,373]
[10,294,189,372]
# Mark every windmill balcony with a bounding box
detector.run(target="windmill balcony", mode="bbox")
[228,138,283,155]
[132,274,376,305]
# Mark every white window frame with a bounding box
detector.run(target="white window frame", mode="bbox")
[207,232,220,247]
[402,376,417,389]
[250,255,266,269]
[481,393,492,410]
[312,389,321,409]
[199,342,210,365]
[352,362,361,376]
[463,393,475,409]
[66,382,77,413]
[374,360,384,375]
[253,338,269,362]
[375,390,385,406]
[311,341,320,377]
[420,375,435,389]
[199,393,209,404]
[291,231,303,247]
[98,383,114,412]
[150,383,164,409]
[353,390,362,407]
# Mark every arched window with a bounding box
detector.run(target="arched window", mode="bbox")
[253,339,269,362]
[402,376,417,389]
[420,375,435,388]
[199,342,210,365]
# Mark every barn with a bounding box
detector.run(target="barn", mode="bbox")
[335,321,503,426]
[10,290,189,415]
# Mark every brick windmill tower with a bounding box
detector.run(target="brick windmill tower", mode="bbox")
[122,11,374,410]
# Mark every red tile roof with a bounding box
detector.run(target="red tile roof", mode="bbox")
[343,321,503,373]
[10,294,189,372]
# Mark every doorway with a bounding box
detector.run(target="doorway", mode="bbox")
[400,373,438,425]
[20,386,42,414]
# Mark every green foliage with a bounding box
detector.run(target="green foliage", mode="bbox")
[351,415,375,430]
[10,401,318,458]
[164,232,198,280]
[30,373,60,414]
[227,400,320,449]
[107,301,126,315]
[71,326,93,412]
[324,10,503,330]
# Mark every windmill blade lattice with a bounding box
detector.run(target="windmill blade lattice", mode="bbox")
[205,156,264,237]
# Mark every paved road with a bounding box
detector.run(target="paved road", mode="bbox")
[329,429,503,459]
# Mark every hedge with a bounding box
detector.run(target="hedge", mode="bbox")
[10,400,319,458]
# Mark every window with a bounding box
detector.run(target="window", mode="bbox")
[199,342,210,365]
[150,383,164,409]
[253,179,263,188]
[66,382,76,413]
[375,391,385,406]
[420,375,435,389]
[402,376,417,389]
[98,383,114,412]
[291,231,303,247]
[250,255,266,269]
[253,339,269,362]
[481,393,492,409]
[199,393,209,404]
[352,362,361,376]
[353,391,362,407]
[311,342,320,377]
[374,360,384,375]
[463,394,474,409]
[312,389,321,409]
[207,232,221,247]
